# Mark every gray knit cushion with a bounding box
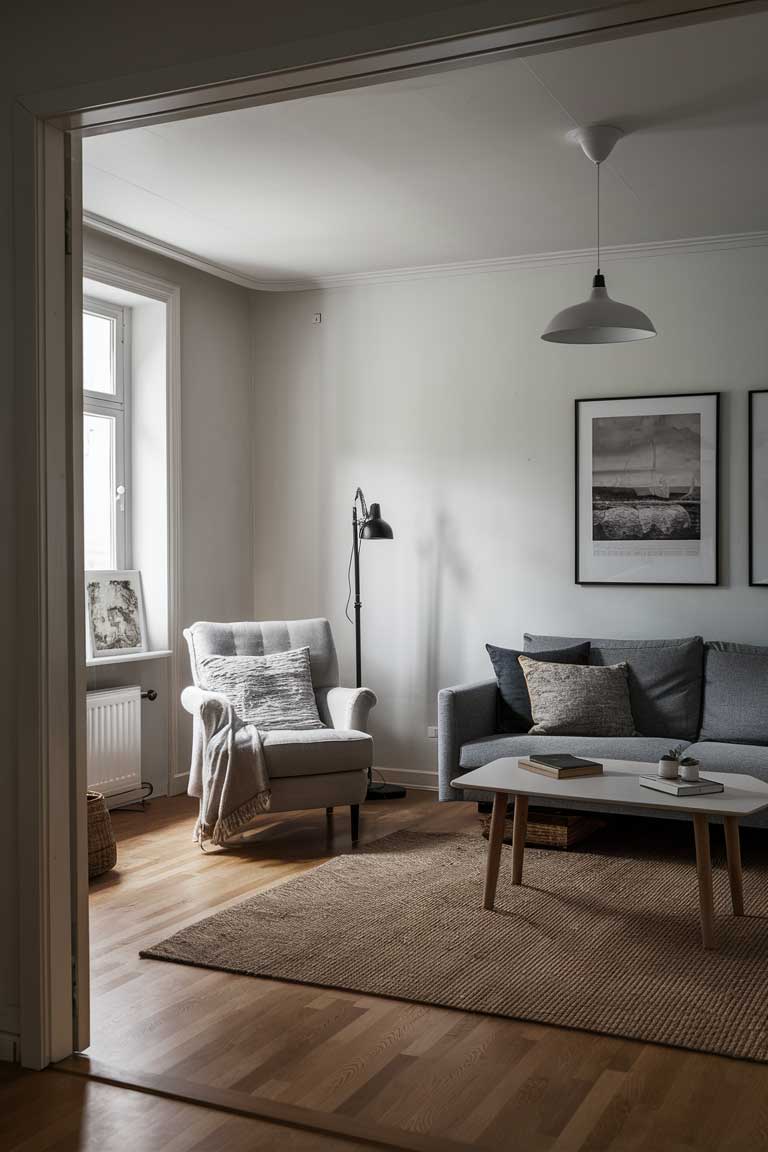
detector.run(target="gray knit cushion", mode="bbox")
[198,647,324,730]
[518,656,636,737]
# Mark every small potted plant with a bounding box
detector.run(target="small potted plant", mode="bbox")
[679,754,700,782]
[658,746,684,779]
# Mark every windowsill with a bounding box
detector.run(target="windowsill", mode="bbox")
[86,649,172,668]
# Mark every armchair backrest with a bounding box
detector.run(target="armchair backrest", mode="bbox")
[184,618,339,692]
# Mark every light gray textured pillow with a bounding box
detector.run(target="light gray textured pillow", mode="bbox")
[198,647,324,730]
[518,656,636,737]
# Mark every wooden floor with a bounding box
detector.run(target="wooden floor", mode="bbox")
[52,792,768,1149]
[0,1065,373,1151]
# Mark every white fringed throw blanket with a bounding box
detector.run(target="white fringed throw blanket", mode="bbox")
[194,697,271,846]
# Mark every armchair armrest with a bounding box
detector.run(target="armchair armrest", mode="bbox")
[437,679,498,801]
[181,684,233,716]
[321,685,377,732]
[181,685,239,801]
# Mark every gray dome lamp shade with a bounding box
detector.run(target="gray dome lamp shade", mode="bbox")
[541,125,656,345]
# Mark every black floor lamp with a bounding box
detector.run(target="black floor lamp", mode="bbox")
[351,487,406,801]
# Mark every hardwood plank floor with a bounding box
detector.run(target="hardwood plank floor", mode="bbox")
[0,1066,374,1151]
[78,791,768,1151]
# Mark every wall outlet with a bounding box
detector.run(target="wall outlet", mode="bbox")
[312,312,322,324]
[427,726,438,739]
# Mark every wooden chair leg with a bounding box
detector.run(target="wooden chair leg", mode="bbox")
[350,804,360,843]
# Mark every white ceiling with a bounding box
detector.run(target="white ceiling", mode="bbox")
[83,11,768,287]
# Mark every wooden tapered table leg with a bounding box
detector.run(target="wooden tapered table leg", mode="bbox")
[693,814,716,949]
[724,815,744,916]
[511,795,528,885]
[483,791,509,911]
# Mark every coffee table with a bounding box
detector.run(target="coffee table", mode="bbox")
[452,758,768,949]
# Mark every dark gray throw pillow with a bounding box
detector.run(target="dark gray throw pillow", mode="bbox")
[486,641,590,732]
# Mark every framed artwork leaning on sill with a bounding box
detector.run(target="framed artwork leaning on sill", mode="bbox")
[750,389,768,587]
[85,569,148,660]
[575,392,720,586]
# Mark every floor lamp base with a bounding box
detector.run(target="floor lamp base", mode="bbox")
[366,780,407,801]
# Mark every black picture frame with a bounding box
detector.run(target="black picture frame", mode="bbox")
[749,389,768,587]
[575,392,720,586]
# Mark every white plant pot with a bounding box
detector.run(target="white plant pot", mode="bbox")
[658,759,679,780]
[680,762,700,782]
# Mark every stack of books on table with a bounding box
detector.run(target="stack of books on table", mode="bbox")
[518,755,603,779]
[639,775,724,797]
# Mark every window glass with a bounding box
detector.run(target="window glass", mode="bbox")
[83,411,116,569]
[83,311,116,395]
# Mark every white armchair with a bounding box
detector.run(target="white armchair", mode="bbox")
[182,618,376,842]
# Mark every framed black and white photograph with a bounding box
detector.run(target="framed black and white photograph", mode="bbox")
[750,389,768,586]
[575,393,719,585]
[85,570,148,659]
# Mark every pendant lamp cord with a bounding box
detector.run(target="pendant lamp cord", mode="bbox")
[596,162,601,275]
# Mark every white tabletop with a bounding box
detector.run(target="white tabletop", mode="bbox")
[452,758,768,818]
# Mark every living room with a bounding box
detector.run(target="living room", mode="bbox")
[4,2,768,1149]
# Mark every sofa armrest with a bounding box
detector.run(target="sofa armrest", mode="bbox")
[321,685,377,732]
[438,679,498,801]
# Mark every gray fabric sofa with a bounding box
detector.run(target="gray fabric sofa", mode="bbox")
[438,635,768,827]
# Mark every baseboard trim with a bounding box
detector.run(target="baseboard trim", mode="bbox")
[56,1056,475,1152]
[0,1031,20,1063]
[376,767,438,792]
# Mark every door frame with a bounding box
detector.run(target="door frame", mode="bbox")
[14,0,764,1069]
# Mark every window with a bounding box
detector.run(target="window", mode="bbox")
[83,297,130,569]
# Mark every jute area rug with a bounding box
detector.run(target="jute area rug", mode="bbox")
[141,830,768,1062]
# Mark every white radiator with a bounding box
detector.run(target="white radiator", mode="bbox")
[86,686,142,801]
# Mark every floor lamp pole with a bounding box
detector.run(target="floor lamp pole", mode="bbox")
[353,504,362,689]
[351,494,405,801]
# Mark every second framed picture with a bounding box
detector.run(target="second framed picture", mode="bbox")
[575,392,719,586]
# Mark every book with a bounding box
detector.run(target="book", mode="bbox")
[639,775,724,797]
[519,756,603,779]
[529,754,602,771]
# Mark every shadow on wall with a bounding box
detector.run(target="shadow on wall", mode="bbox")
[418,509,471,727]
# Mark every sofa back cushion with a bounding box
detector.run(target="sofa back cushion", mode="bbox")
[699,642,768,744]
[486,641,590,732]
[524,634,703,740]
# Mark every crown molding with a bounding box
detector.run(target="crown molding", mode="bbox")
[83,211,768,295]
[83,212,284,291]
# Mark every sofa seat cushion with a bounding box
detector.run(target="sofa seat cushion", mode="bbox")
[699,642,768,745]
[262,728,372,779]
[459,734,686,771]
[524,634,703,741]
[684,742,768,785]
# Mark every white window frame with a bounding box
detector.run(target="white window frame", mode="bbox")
[83,296,131,569]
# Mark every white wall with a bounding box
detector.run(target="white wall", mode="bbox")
[250,245,768,788]
[84,228,254,797]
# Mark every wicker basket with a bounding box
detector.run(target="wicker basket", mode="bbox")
[87,791,117,879]
[481,806,604,850]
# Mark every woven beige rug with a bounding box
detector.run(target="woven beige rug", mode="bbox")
[141,830,768,1062]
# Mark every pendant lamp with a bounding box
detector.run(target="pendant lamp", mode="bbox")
[542,125,656,344]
